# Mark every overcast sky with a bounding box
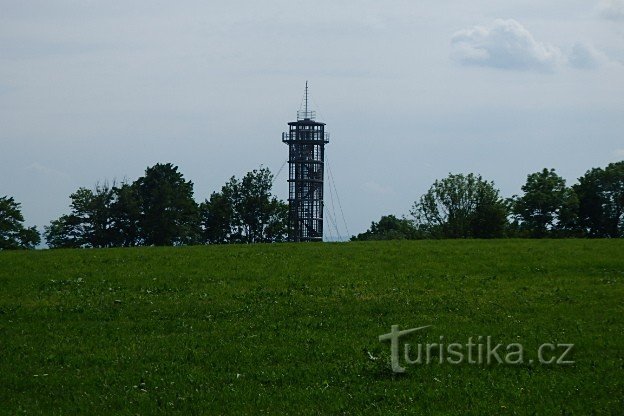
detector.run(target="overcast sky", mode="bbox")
[1,0,623,241]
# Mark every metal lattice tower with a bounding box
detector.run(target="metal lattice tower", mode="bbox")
[282,82,329,242]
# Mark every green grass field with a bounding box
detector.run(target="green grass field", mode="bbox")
[1,240,623,415]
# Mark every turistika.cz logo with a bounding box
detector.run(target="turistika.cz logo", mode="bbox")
[379,325,574,373]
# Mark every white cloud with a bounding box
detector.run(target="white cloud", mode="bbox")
[614,149,624,158]
[25,162,71,181]
[451,19,564,72]
[599,0,624,20]
[569,42,610,69]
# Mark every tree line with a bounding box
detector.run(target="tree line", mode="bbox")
[1,160,623,250]
[353,161,624,240]
[1,163,287,249]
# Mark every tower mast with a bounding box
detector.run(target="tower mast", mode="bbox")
[304,81,308,116]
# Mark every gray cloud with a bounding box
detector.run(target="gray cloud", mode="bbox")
[451,19,564,72]
[569,42,609,69]
[599,0,624,20]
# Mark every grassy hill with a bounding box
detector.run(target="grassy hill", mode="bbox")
[1,240,622,414]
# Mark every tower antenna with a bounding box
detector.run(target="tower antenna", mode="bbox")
[297,81,315,120]
[305,81,308,115]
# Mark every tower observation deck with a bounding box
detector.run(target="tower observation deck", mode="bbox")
[282,82,329,242]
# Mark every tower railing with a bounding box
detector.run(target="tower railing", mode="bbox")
[297,110,316,120]
[282,132,330,142]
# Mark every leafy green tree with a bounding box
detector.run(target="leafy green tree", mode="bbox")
[200,189,234,244]
[110,183,142,247]
[135,163,200,246]
[511,168,579,237]
[45,165,200,248]
[263,200,289,242]
[44,214,84,248]
[410,173,508,238]
[236,168,287,243]
[574,161,624,238]
[44,183,117,248]
[471,190,511,238]
[0,196,40,249]
[75,185,116,247]
[351,215,420,241]
[200,167,288,243]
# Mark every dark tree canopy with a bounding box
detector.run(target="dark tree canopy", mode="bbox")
[0,196,40,250]
[351,215,420,241]
[72,185,116,247]
[135,163,199,246]
[45,164,286,248]
[110,183,142,247]
[45,183,121,248]
[200,187,235,244]
[511,168,579,237]
[574,161,624,238]
[44,214,84,249]
[45,164,200,248]
[200,167,288,244]
[410,173,508,238]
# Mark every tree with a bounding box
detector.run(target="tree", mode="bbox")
[135,163,200,246]
[235,168,287,243]
[410,173,508,238]
[110,183,142,247]
[200,188,234,244]
[44,214,84,248]
[511,168,579,237]
[73,185,117,247]
[44,183,118,248]
[471,188,511,238]
[200,167,288,243]
[351,215,420,241]
[263,200,289,242]
[0,196,40,249]
[574,161,624,238]
[45,164,201,248]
